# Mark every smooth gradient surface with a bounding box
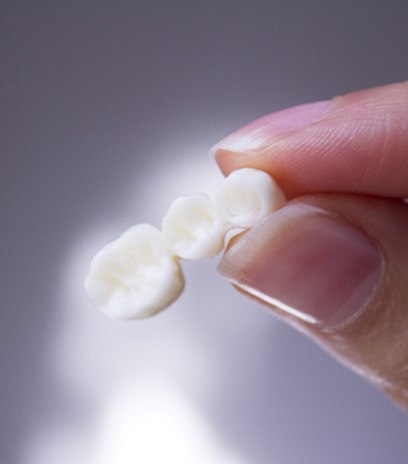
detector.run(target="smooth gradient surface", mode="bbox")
[2,1,408,463]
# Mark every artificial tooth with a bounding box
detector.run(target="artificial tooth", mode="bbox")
[84,224,184,319]
[162,193,229,260]
[215,168,286,228]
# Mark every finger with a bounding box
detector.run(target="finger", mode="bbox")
[211,81,408,199]
[218,194,408,410]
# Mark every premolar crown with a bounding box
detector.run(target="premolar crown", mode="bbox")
[162,193,229,260]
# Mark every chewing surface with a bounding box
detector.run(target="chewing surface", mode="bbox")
[162,193,229,260]
[84,224,184,319]
[215,168,286,228]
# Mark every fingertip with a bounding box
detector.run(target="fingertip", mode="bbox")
[211,82,408,198]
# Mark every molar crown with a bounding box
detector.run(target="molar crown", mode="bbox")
[84,224,184,320]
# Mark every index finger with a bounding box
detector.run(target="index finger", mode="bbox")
[211,82,408,199]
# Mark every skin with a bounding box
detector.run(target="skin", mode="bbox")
[213,82,408,410]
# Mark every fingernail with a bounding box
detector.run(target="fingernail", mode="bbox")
[210,100,330,156]
[218,204,384,328]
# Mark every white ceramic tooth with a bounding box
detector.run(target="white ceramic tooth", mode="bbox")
[214,167,286,228]
[84,224,184,320]
[162,193,229,260]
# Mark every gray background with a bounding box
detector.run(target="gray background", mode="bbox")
[2,1,408,463]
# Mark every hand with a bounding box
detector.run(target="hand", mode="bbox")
[212,81,408,410]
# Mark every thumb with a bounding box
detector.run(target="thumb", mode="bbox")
[218,194,408,410]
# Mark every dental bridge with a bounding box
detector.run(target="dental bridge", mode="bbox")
[84,168,286,319]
